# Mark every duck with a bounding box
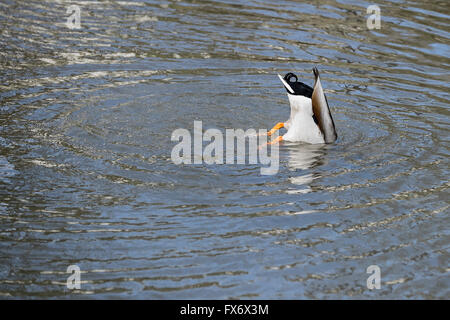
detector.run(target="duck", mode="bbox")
[267,67,337,145]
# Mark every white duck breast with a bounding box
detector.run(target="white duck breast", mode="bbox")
[283,94,325,144]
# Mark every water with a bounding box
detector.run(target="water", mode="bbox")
[0,0,449,299]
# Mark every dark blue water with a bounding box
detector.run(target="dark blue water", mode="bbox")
[0,0,449,299]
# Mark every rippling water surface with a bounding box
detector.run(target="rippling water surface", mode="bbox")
[0,0,449,299]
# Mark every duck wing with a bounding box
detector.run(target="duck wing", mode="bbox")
[311,67,337,143]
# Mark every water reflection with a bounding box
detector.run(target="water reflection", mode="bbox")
[286,143,326,171]
[283,143,324,194]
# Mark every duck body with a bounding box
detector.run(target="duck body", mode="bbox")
[272,68,337,145]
